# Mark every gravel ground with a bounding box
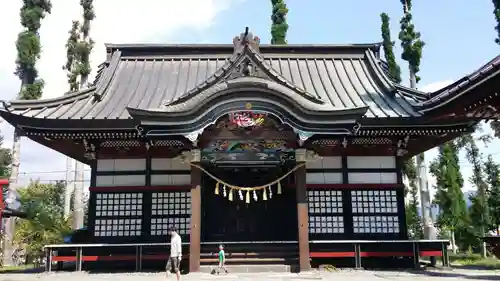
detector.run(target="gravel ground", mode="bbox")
[1,268,499,281]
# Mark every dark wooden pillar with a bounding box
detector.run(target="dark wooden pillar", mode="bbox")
[295,149,310,271]
[189,150,201,273]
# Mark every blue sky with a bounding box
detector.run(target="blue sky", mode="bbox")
[174,0,500,192]
[171,0,498,87]
[0,0,499,192]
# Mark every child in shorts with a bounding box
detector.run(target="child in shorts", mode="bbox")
[216,244,228,274]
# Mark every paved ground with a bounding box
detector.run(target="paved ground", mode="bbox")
[1,268,500,281]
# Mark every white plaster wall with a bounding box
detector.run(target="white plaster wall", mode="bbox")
[306,173,343,184]
[97,159,146,171]
[348,172,398,184]
[95,175,146,186]
[306,156,342,169]
[150,174,191,186]
[151,158,190,171]
[347,156,396,169]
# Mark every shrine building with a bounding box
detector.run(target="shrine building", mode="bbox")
[1,28,500,271]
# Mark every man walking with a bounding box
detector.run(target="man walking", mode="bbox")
[167,226,182,280]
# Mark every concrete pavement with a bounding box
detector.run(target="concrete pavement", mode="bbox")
[1,268,499,281]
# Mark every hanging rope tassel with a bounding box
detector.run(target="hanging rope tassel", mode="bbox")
[214,182,220,195]
[223,185,227,197]
[253,190,258,201]
[245,190,250,204]
[239,190,244,201]
[269,185,273,199]
[263,188,268,201]
[277,181,282,194]
[228,189,233,201]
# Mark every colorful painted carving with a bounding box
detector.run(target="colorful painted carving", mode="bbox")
[201,139,295,163]
[205,140,291,152]
[229,111,267,128]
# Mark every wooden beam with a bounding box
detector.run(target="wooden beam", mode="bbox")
[189,166,202,272]
[295,164,310,272]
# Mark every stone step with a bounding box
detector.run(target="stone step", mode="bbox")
[199,264,296,274]
[201,251,299,258]
[200,257,298,264]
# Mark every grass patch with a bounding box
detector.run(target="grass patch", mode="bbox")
[449,253,500,270]
[0,264,36,273]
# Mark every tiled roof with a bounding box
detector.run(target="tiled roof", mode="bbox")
[417,55,500,112]
[2,43,424,121]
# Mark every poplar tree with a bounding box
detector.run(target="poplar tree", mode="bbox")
[4,0,52,265]
[490,0,500,135]
[76,0,95,88]
[464,135,490,256]
[63,21,80,93]
[381,11,420,237]
[380,13,402,83]
[484,155,500,235]
[399,0,432,241]
[72,0,95,230]
[61,20,80,219]
[493,0,500,44]
[430,142,467,253]
[270,0,289,44]
[11,0,52,187]
[399,0,425,85]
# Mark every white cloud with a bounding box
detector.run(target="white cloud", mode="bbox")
[0,0,240,186]
[419,79,453,93]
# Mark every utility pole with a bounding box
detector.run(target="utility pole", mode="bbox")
[73,161,84,229]
[64,158,74,217]
[399,0,436,241]
[411,75,435,240]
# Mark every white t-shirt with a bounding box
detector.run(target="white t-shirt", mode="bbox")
[170,232,182,258]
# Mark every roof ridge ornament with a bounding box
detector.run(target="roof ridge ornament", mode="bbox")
[233,27,260,54]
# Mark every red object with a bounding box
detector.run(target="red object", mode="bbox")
[0,178,10,229]
[310,252,355,258]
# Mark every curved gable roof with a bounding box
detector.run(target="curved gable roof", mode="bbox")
[1,29,425,123]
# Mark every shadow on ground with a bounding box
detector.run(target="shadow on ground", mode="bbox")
[399,266,500,280]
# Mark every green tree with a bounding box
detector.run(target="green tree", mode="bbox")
[493,0,500,44]
[403,158,423,238]
[484,155,500,235]
[11,0,52,183]
[430,142,468,253]
[63,21,80,92]
[380,13,402,83]
[270,0,288,44]
[13,181,71,264]
[76,0,95,87]
[491,0,500,135]
[5,0,52,266]
[462,134,489,256]
[72,0,95,230]
[399,0,425,86]
[382,10,419,237]
[0,134,12,179]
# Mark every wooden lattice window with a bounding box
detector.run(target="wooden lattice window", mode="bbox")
[307,190,344,234]
[94,193,143,237]
[95,193,143,217]
[351,190,400,234]
[150,192,191,236]
[94,218,142,237]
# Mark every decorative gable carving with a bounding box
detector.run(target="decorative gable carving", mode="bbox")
[223,55,270,81]
[233,27,260,54]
